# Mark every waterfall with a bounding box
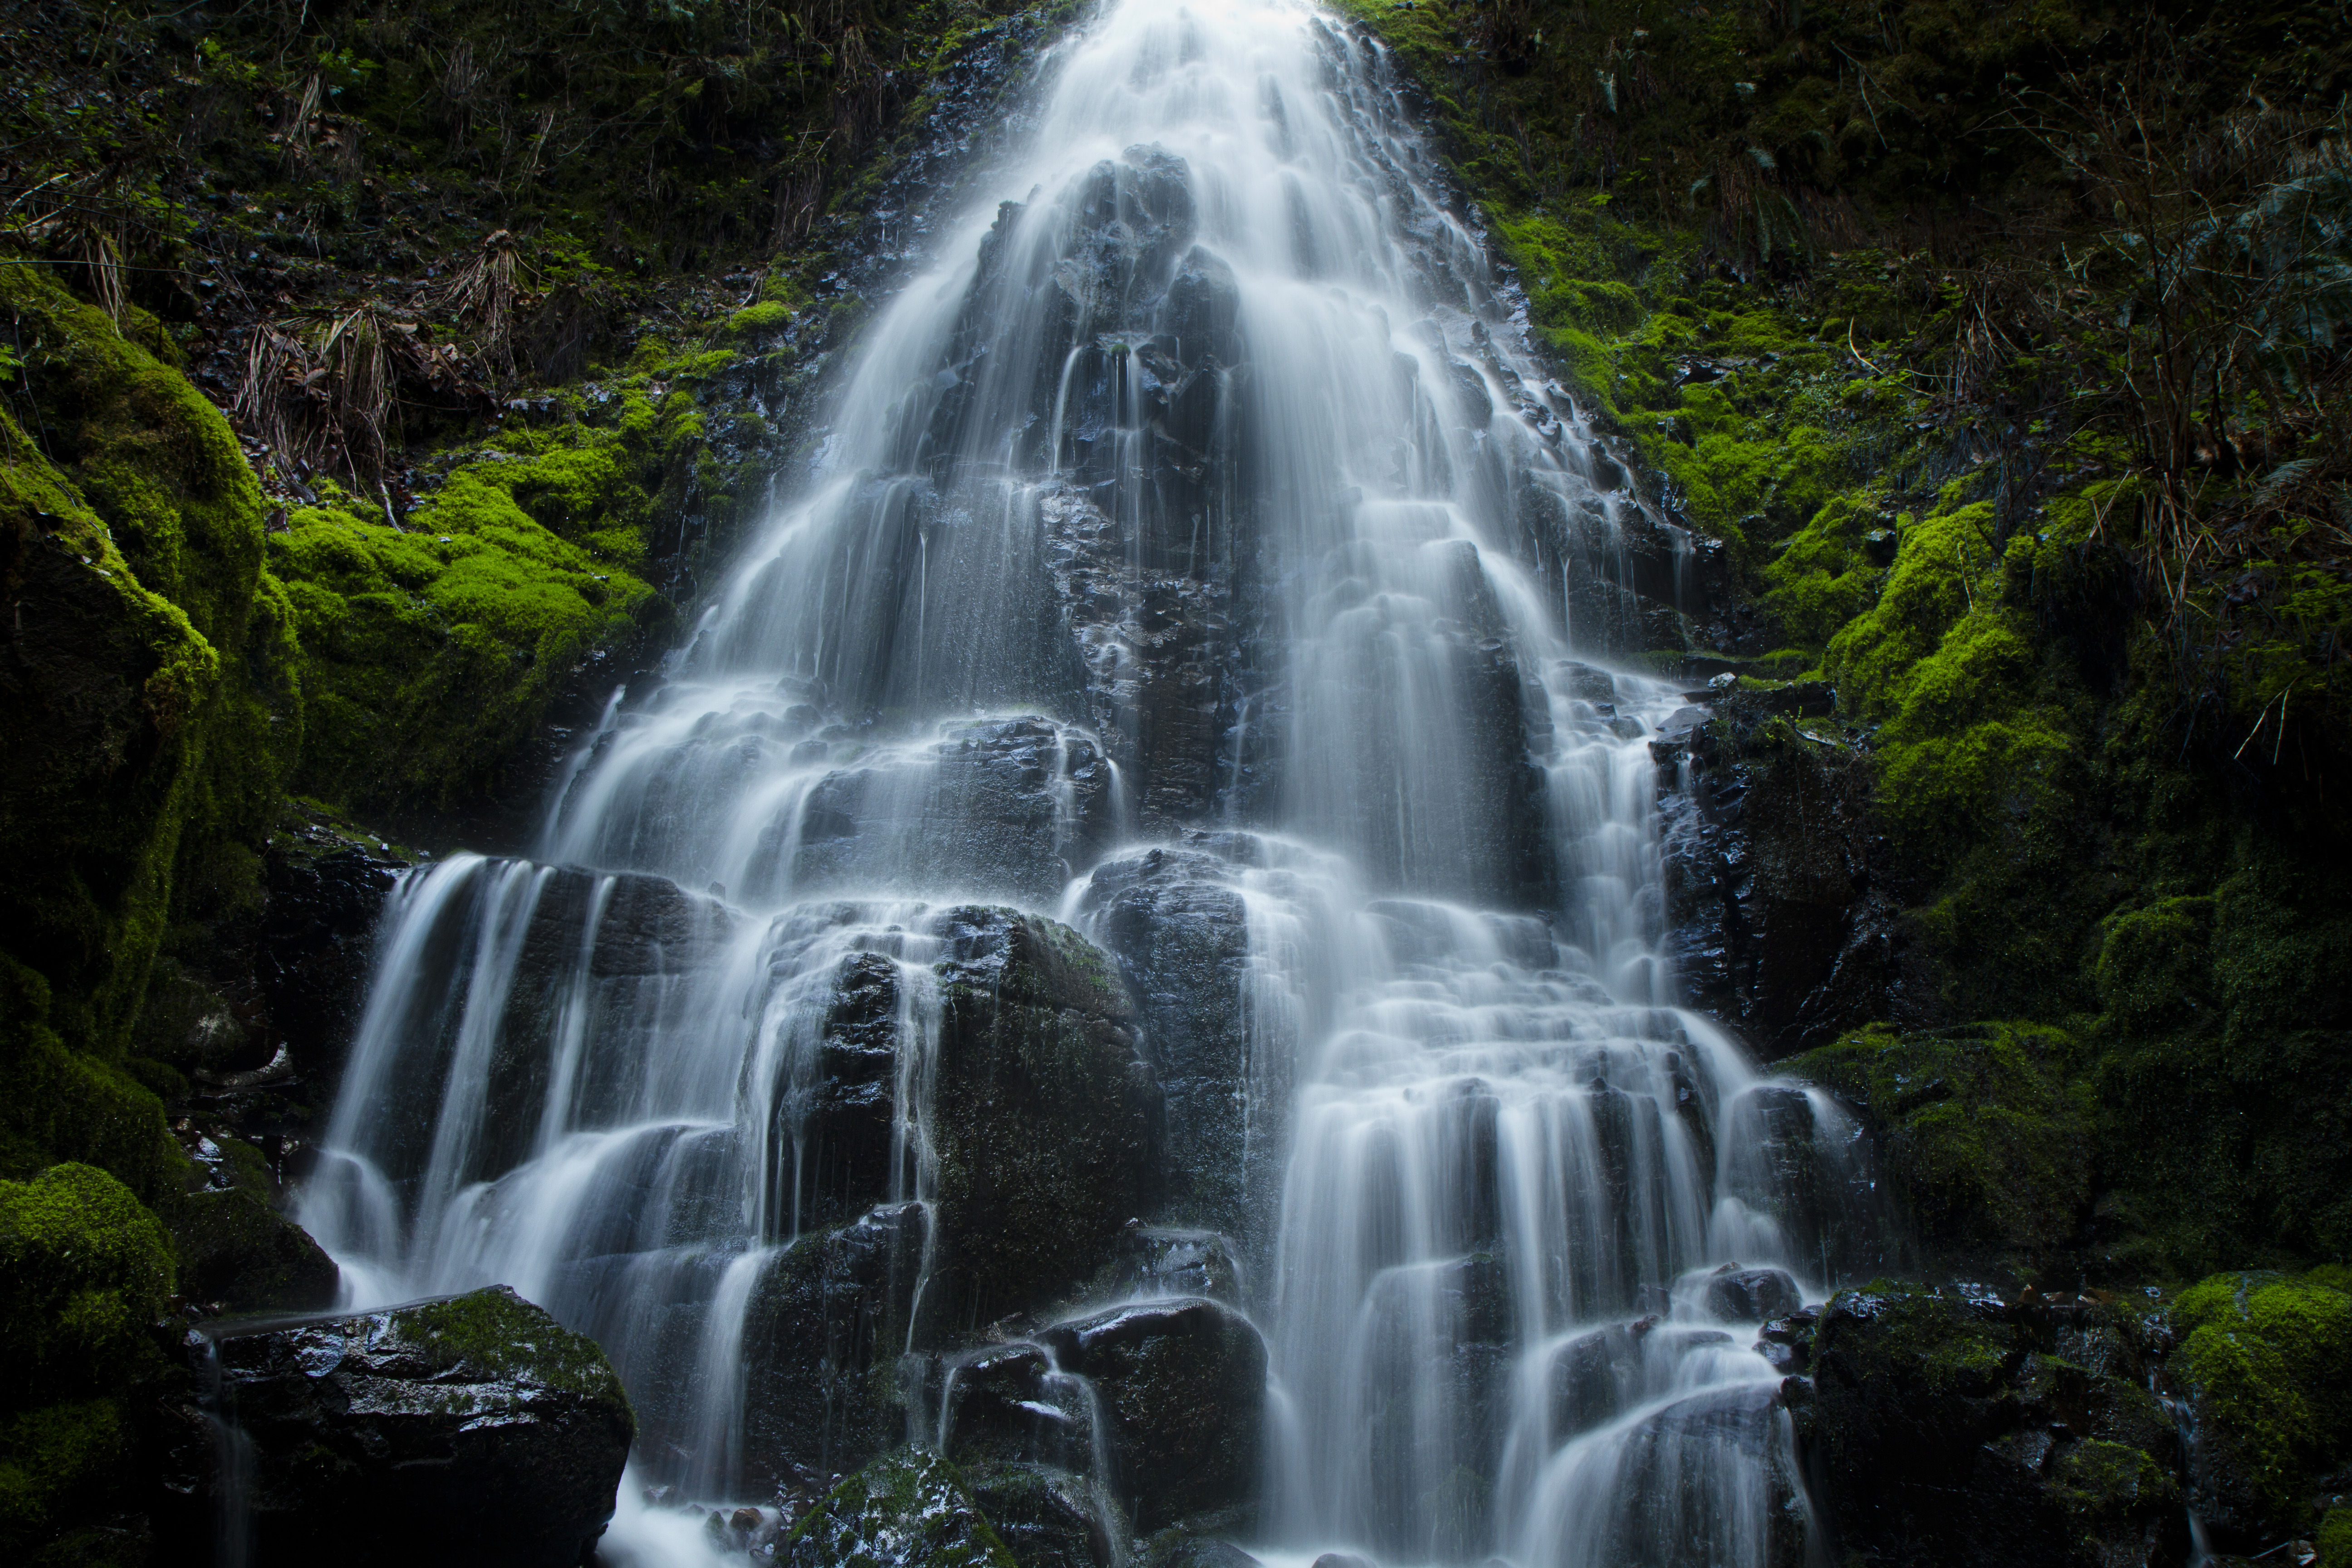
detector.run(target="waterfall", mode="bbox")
[294,3,1879,1565]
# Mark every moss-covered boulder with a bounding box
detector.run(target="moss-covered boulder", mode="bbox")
[784,1451,1022,1568]
[167,1132,338,1315]
[1804,1282,2185,1568]
[158,1284,632,1568]
[0,1163,176,1563]
[0,1163,175,1407]
[925,908,1156,1335]
[2170,1270,2352,1545]
[1784,1021,2093,1271]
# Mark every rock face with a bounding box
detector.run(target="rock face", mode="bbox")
[1074,841,1265,1258]
[925,907,1158,1337]
[163,1284,634,1568]
[1043,1298,1267,1532]
[1798,1284,2188,1568]
[1657,683,1910,1057]
[1702,1264,1804,1324]
[964,1460,1114,1568]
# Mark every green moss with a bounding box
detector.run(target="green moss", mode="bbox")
[0,262,298,1084]
[0,1164,174,1407]
[724,302,791,335]
[784,1452,1019,1568]
[0,1398,126,1560]
[2048,1438,2180,1525]
[402,1285,631,1409]
[2171,1270,2352,1529]
[2318,1504,2352,1568]
[1785,1022,2092,1262]
[269,485,653,808]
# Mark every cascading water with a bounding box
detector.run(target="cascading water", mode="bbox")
[293,3,1881,1565]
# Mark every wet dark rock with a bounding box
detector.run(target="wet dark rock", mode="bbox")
[159,1284,632,1568]
[256,821,408,1095]
[791,719,1117,902]
[1704,1265,1804,1324]
[1802,1284,2188,1568]
[783,1452,1019,1568]
[1075,842,1269,1258]
[1041,486,1235,835]
[472,867,733,1182]
[1112,1226,1246,1304]
[738,1201,931,1490]
[1660,685,1912,1057]
[780,951,905,1230]
[965,1460,1114,1568]
[927,908,1157,1336]
[1548,1323,1637,1437]
[1310,1554,1374,1568]
[942,1341,1096,1473]
[1043,1298,1267,1533]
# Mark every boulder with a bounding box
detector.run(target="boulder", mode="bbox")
[162,1284,633,1568]
[1702,1266,1803,1325]
[738,1201,932,1490]
[925,908,1157,1336]
[170,1184,338,1314]
[784,1452,1019,1568]
[964,1460,1115,1568]
[941,1340,1096,1473]
[1043,1298,1265,1532]
[2169,1271,2352,1548]
[1658,685,1904,1057]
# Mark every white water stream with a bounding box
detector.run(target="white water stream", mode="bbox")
[294,4,1876,1566]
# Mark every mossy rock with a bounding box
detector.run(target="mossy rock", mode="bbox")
[1783,1021,2092,1265]
[170,1284,633,1568]
[784,1451,1022,1568]
[0,1397,131,1564]
[2318,1505,2352,1568]
[0,262,296,1065]
[0,1163,174,1406]
[169,1184,338,1314]
[2171,1270,2352,1540]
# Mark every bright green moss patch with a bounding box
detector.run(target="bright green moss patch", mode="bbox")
[2318,1504,2352,1567]
[1785,1022,2092,1263]
[724,302,792,336]
[2171,1269,2352,1530]
[0,1164,174,1407]
[269,486,652,809]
